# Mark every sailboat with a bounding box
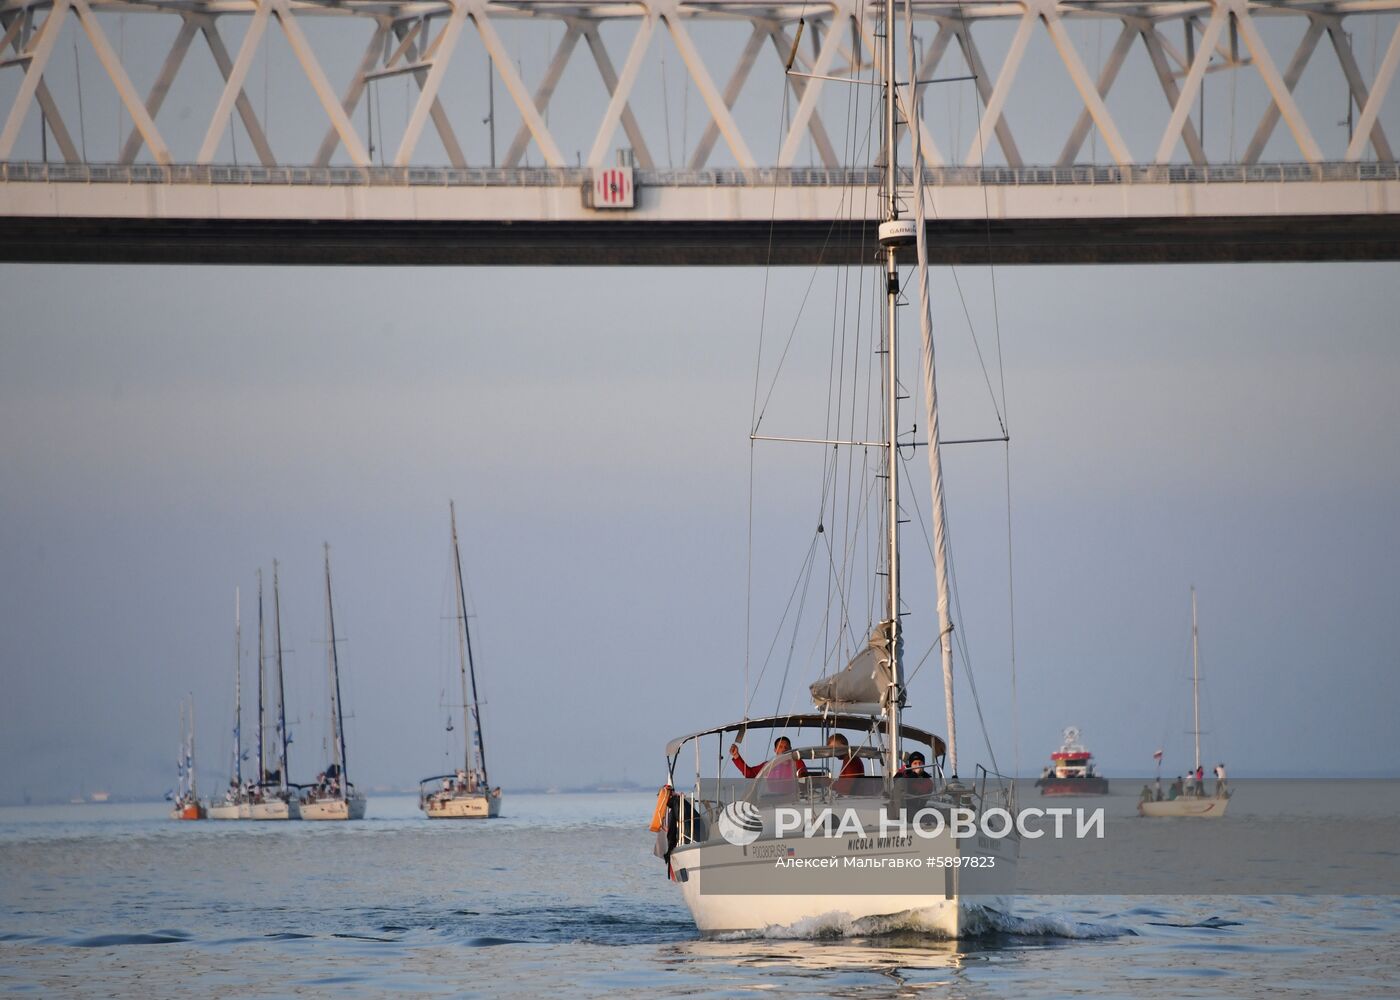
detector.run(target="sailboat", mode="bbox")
[170,695,205,820]
[301,544,368,821]
[419,501,501,819]
[246,563,300,820]
[654,0,1016,936]
[1140,587,1231,817]
[209,587,249,820]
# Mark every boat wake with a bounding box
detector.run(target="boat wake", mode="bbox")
[717,904,1132,942]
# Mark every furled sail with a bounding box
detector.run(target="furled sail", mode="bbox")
[810,626,902,713]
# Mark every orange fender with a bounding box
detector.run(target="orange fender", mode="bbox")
[648,784,673,832]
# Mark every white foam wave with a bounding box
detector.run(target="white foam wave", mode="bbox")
[715,904,1130,941]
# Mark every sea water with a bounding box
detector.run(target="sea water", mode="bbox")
[2,786,1397,997]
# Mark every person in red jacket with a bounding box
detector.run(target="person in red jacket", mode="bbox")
[731,736,808,797]
[827,733,865,794]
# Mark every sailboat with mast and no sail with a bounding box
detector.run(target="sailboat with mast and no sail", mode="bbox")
[246,563,300,820]
[208,587,249,820]
[420,502,501,819]
[1140,586,1232,817]
[653,0,1017,936]
[170,694,205,820]
[301,544,368,821]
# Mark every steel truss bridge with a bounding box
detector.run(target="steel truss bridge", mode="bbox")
[1,0,1399,263]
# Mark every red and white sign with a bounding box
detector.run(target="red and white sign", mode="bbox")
[593,167,635,209]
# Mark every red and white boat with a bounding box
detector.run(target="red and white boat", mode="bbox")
[1035,727,1109,796]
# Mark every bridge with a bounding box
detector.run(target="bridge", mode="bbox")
[1,0,1398,264]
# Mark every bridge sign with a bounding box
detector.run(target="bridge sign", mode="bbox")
[592,167,635,210]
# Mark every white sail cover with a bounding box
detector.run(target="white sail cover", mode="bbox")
[810,627,900,711]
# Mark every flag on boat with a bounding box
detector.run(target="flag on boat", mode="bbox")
[1153,749,1164,761]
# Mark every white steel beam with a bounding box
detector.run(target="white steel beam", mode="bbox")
[1345,19,1400,161]
[272,0,370,166]
[1140,22,1205,164]
[196,2,270,164]
[0,9,79,162]
[1242,16,1323,164]
[197,17,276,166]
[504,21,581,167]
[964,8,1034,166]
[119,15,198,164]
[1154,3,1226,163]
[1057,19,1135,165]
[1040,7,1133,165]
[468,0,566,167]
[393,0,466,164]
[1333,17,1396,161]
[769,23,842,167]
[0,0,68,161]
[70,0,172,163]
[587,13,654,167]
[661,0,757,168]
[688,21,763,169]
[778,4,845,166]
[1231,4,1323,162]
[314,21,390,166]
[954,17,1024,167]
[582,23,655,168]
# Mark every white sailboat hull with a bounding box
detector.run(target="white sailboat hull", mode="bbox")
[1139,796,1230,818]
[206,801,242,820]
[300,794,367,821]
[422,791,501,819]
[676,884,1012,937]
[245,798,300,820]
[669,811,1017,937]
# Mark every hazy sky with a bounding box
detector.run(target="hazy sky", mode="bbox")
[2,10,1399,800]
[1,259,1397,802]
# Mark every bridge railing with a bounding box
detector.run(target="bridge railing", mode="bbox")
[4,161,1399,187]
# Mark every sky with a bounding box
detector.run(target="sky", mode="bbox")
[1,8,1399,800]
[1,259,1397,803]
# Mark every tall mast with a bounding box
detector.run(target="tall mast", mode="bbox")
[257,570,266,786]
[189,695,198,797]
[880,0,903,782]
[897,0,959,780]
[178,698,186,799]
[273,560,290,794]
[234,587,242,787]
[1191,586,1201,773]
[324,543,349,799]
[450,501,489,788]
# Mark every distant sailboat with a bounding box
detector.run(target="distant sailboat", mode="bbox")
[247,564,300,820]
[420,502,501,819]
[301,544,368,821]
[1140,587,1231,818]
[170,695,205,820]
[209,587,248,820]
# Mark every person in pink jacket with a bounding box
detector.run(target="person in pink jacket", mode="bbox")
[731,736,808,796]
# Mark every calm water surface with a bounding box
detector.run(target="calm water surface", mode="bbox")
[2,789,1397,997]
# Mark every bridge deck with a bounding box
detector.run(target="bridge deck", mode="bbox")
[2,164,1397,264]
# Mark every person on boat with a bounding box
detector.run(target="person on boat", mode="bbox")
[1154,777,1163,801]
[1195,765,1206,796]
[730,736,807,796]
[1184,771,1196,797]
[1167,777,1182,800]
[1214,763,1227,797]
[897,752,935,799]
[1139,785,1154,805]
[826,734,865,794]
